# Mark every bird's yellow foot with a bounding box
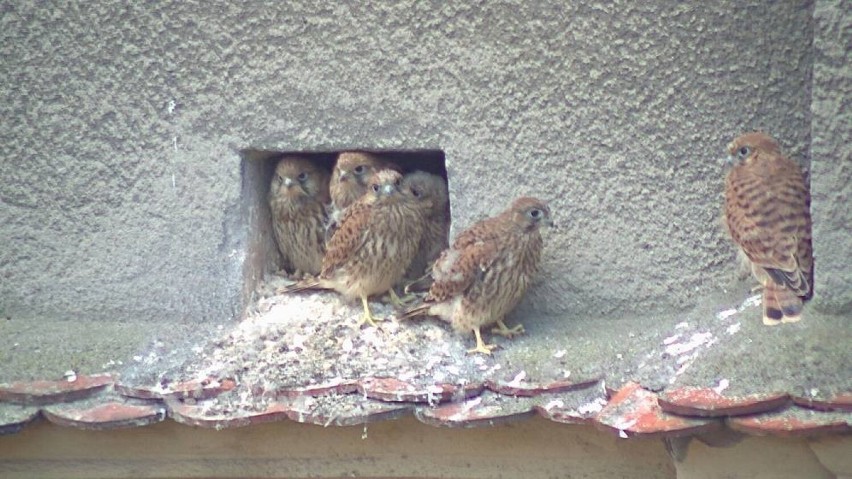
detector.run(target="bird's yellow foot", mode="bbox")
[491,319,525,338]
[386,288,416,308]
[467,328,499,355]
[356,296,383,328]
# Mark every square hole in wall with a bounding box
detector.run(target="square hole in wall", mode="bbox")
[239,149,447,311]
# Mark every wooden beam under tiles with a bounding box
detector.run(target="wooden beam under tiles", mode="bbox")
[0,416,674,479]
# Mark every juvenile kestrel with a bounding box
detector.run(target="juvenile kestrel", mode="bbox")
[402,197,554,354]
[329,151,401,212]
[326,151,401,241]
[268,156,330,277]
[724,132,813,325]
[285,169,431,327]
[401,170,450,282]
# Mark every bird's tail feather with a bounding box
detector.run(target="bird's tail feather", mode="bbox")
[276,279,324,295]
[398,303,431,320]
[762,283,803,325]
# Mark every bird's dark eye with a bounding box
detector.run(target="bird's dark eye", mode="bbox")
[354,165,366,174]
[371,184,380,192]
[529,209,542,219]
[297,172,308,182]
[411,188,422,198]
[738,146,751,158]
[394,179,401,187]
[277,175,285,184]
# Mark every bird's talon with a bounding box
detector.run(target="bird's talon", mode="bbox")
[386,288,416,308]
[491,320,525,338]
[467,343,498,355]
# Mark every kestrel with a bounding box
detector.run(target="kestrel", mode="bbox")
[326,151,401,241]
[401,170,450,282]
[285,169,430,327]
[402,197,554,354]
[268,156,330,277]
[723,132,813,325]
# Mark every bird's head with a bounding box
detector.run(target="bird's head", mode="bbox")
[334,152,385,186]
[725,132,782,167]
[271,156,328,201]
[365,169,405,204]
[401,171,447,215]
[509,197,554,231]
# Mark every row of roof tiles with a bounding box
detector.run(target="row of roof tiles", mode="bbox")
[1,373,849,437]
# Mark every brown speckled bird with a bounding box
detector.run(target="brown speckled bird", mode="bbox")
[401,171,450,282]
[268,156,330,277]
[285,169,430,327]
[326,151,401,241]
[401,197,554,354]
[724,132,813,325]
[329,151,401,212]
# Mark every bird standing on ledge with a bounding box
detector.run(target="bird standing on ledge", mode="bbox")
[402,197,554,354]
[282,169,431,328]
[723,132,813,325]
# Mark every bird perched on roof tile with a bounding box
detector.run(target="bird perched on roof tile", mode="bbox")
[268,156,330,277]
[401,197,554,354]
[401,171,450,283]
[723,132,813,325]
[282,169,431,327]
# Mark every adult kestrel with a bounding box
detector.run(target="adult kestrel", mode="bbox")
[285,169,430,327]
[402,197,554,354]
[724,132,813,325]
[268,156,330,277]
[401,170,450,282]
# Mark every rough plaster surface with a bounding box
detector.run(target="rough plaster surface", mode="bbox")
[0,1,838,333]
[810,0,852,314]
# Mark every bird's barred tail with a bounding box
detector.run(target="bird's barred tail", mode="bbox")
[398,303,431,320]
[762,283,803,326]
[275,279,322,295]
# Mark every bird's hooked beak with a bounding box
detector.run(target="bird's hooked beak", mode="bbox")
[720,155,735,167]
[720,142,736,167]
[338,170,349,182]
[283,177,294,187]
[380,183,396,196]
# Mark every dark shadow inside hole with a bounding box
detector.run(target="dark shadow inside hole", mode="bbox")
[239,149,447,309]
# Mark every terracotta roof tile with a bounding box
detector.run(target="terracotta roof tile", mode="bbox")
[658,387,790,417]
[534,382,609,425]
[484,375,601,397]
[727,404,851,437]
[358,377,483,404]
[0,403,40,436]
[791,392,852,412]
[415,391,536,427]
[0,374,113,405]
[43,399,166,430]
[116,377,236,400]
[594,382,722,438]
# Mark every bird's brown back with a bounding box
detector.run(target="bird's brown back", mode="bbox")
[725,141,812,296]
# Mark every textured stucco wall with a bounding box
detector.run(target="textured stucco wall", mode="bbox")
[1,1,838,325]
[810,0,852,314]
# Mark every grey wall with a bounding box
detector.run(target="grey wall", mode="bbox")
[1,1,846,325]
[810,0,852,314]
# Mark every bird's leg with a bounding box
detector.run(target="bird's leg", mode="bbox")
[356,295,382,328]
[491,319,525,338]
[386,288,416,308]
[467,327,498,355]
